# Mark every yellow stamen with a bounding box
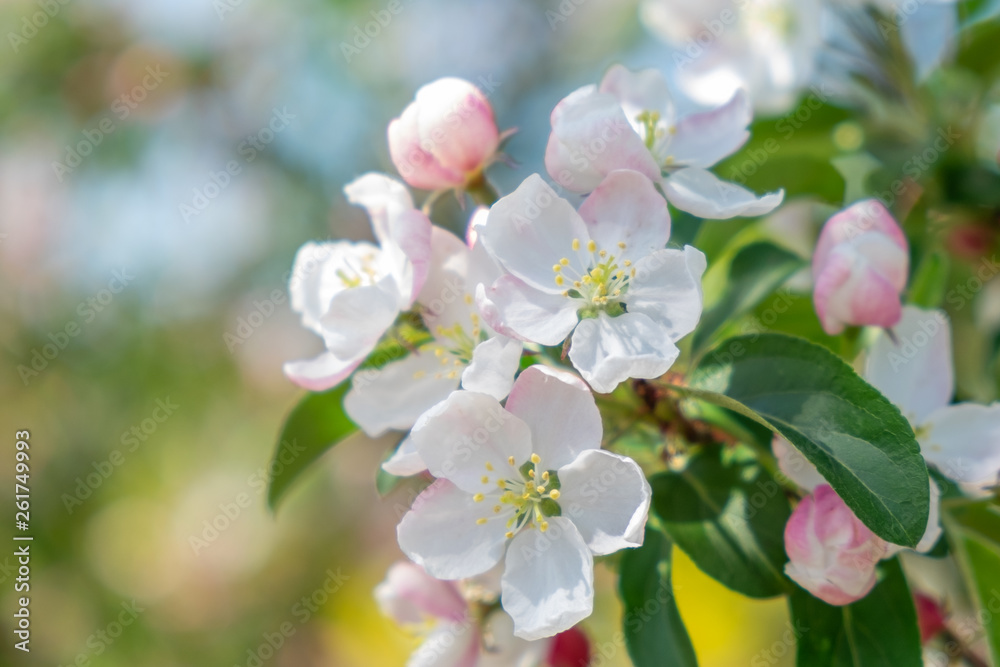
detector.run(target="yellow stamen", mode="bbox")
[540,521,549,532]
[508,456,515,465]
[485,462,494,471]
[587,240,597,253]
[555,275,565,286]
[560,258,569,266]
[531,453,541,464]
[553,264,562,273]
[572,239,580,251]
[481,476,489,484]
[476,518,488,525]
[549,489,561,500]
[473,494,485,502]
[505,531,514,539]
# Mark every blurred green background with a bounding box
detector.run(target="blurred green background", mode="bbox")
[3,0,1000,665]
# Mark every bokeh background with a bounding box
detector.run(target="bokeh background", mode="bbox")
[2,0,999,665]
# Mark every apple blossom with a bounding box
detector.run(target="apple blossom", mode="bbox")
[812,198,909,335]
[865,306,1000,493]
[477,169,706,393]
[396,365,651,640]
[343,209,522,476]
[544,64,784,219]
[375,561,551,667]
[283,173,432,391]
[389,77,502,192]
[784,484,889,606]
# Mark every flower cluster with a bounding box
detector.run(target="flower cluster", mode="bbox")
[277,42,1000,665]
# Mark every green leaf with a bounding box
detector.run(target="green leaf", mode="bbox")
[908,249,951,309]
[944,497,1000,665]
[650,448,791,598]
[789,559,922,666]
[267,383,357,511]
[693,242,804,355]
[670,333,929,547]
[619,528,698,667]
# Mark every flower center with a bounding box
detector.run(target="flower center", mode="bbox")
[633,110,677,168]
[414,294,484,381]
[336,251,381,288]
[552,238,635,317]
[472,453,562,538]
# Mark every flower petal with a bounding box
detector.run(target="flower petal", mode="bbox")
[568,312,680,394]
[288,241,377,336]
[478,610,551,667]
[920,402,1000,490]
[865,306,954,424]
[319,279,402,358]
[885,479,942,557]
[667,89,751,168]
[663,167,784,219]
[343,172,416,243]
[624,246,707,341]
[477,275,579,346]
[411,391,531,494]
[556,449,651,555]
[462,336,523,400]
[773,436,826,491]
[501,517,595,640]
[398,479,513,580]
[480,174,590,292]
[505,365,602,470]
[375,561,468,624]
[598,64,674,130]
[414,77,500,175]
[576,169,670,261]
[388,102,465,191]
[409,622,480,667]
[545,91,660,194]
[382,435,428,477]
[283,350,365,392]
[814,245,905,336]
[344,351,461,437]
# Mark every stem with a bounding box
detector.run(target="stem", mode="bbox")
[465,172,499,208]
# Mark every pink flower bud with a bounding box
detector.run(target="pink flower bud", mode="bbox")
[812,199,909,335]
[388,77,501,191]
[784,485,888,606]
